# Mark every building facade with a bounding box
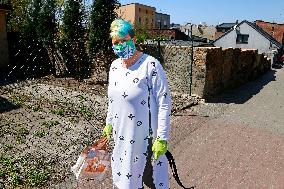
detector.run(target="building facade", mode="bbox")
[116,3,156,29]
[155,12,170,29]
[0,1,11,70]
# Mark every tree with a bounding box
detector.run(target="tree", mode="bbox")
[23,0,42,36]
[59,0,89,79]
[36,0,68,76]
[88,0,119,58]
[6,0,29,32]
[37,0,57,47]
[134,21,153,45]
[18,0,45,78]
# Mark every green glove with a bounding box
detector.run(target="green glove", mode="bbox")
[102,124,112,139]
[152,138,168,160]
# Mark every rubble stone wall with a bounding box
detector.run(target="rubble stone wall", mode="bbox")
[142,45,271,99]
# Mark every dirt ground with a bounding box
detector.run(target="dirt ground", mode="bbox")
[0,77,108,189]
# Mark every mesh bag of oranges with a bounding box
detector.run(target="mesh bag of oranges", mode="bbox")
[71,137,110,181]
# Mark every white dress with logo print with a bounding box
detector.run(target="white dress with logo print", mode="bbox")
[106,54,172,189]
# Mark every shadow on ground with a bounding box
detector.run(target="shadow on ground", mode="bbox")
[0,96,20,113]
[207,69,277,104]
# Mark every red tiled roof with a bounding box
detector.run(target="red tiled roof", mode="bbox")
[255,20,284,45]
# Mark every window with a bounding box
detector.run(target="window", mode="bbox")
[138,17,141,23]
[236,34,249,44]
[146,10,148,14]
[139,8,141,12]
[164,20,167,27]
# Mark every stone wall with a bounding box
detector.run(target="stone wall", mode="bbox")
[142,45,271,100]
[141,44,191,95]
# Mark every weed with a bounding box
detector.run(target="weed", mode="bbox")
[15,128,29,144]
[3,144,13,152]
[79,106,93,119]
[51,108,65,116]
[10,95,24,106]
[10,94,30,106]
[0,155,13,166]
[42,120,60,129]
[0,155,18,178]
[16,136,26,144]
[32,104,42,112]
[79,95,87,101]
[8,172,22,187]
[0,168,5,178]
[33,130,48,137]
[26,169,49,187]
[18,128,29,136]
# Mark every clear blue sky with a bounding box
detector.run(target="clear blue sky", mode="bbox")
[118,0,284,25]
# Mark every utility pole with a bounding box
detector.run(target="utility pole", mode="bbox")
[157,19,162,62]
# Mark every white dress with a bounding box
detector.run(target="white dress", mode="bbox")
[106,53,172,189]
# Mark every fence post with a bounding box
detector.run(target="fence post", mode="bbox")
[189,24,194,96]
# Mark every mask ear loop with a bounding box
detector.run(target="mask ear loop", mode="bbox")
[126,42,131,59]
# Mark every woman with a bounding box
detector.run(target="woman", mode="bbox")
[103,19,172,189]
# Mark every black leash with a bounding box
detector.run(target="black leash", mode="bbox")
[165,151,195,189]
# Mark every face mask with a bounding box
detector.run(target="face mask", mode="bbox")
[112,39,136,59]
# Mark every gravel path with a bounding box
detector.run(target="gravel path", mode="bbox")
[168,68,284,189]
[193,68,284,134]
[170,116,284,189]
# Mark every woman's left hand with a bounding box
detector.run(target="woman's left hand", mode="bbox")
[152,139,168,160]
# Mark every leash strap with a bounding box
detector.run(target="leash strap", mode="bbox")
[165,151,195,189]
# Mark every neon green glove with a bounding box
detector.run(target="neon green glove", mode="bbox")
[152,138,168,160]
[102,124,112,139]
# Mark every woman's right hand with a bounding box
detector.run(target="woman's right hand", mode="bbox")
[102,124,113,139]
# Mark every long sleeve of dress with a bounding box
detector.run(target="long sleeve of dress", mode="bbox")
[106,73,114,126]
[106,98,113,126]
[149,61,172,141]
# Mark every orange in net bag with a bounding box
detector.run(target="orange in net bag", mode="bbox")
[71,137,110,181]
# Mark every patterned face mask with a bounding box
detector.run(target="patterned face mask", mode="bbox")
[112,39,136,59]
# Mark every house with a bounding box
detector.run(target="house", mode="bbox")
[115,3,170,30]
[155,12,170,29]
[213,20,282,61]
[116,3,156,29]
[255,20,284,45]
[170,23,181,30]
[180,23,216,41]
[215,22,238,39]
[0,0,11,70]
